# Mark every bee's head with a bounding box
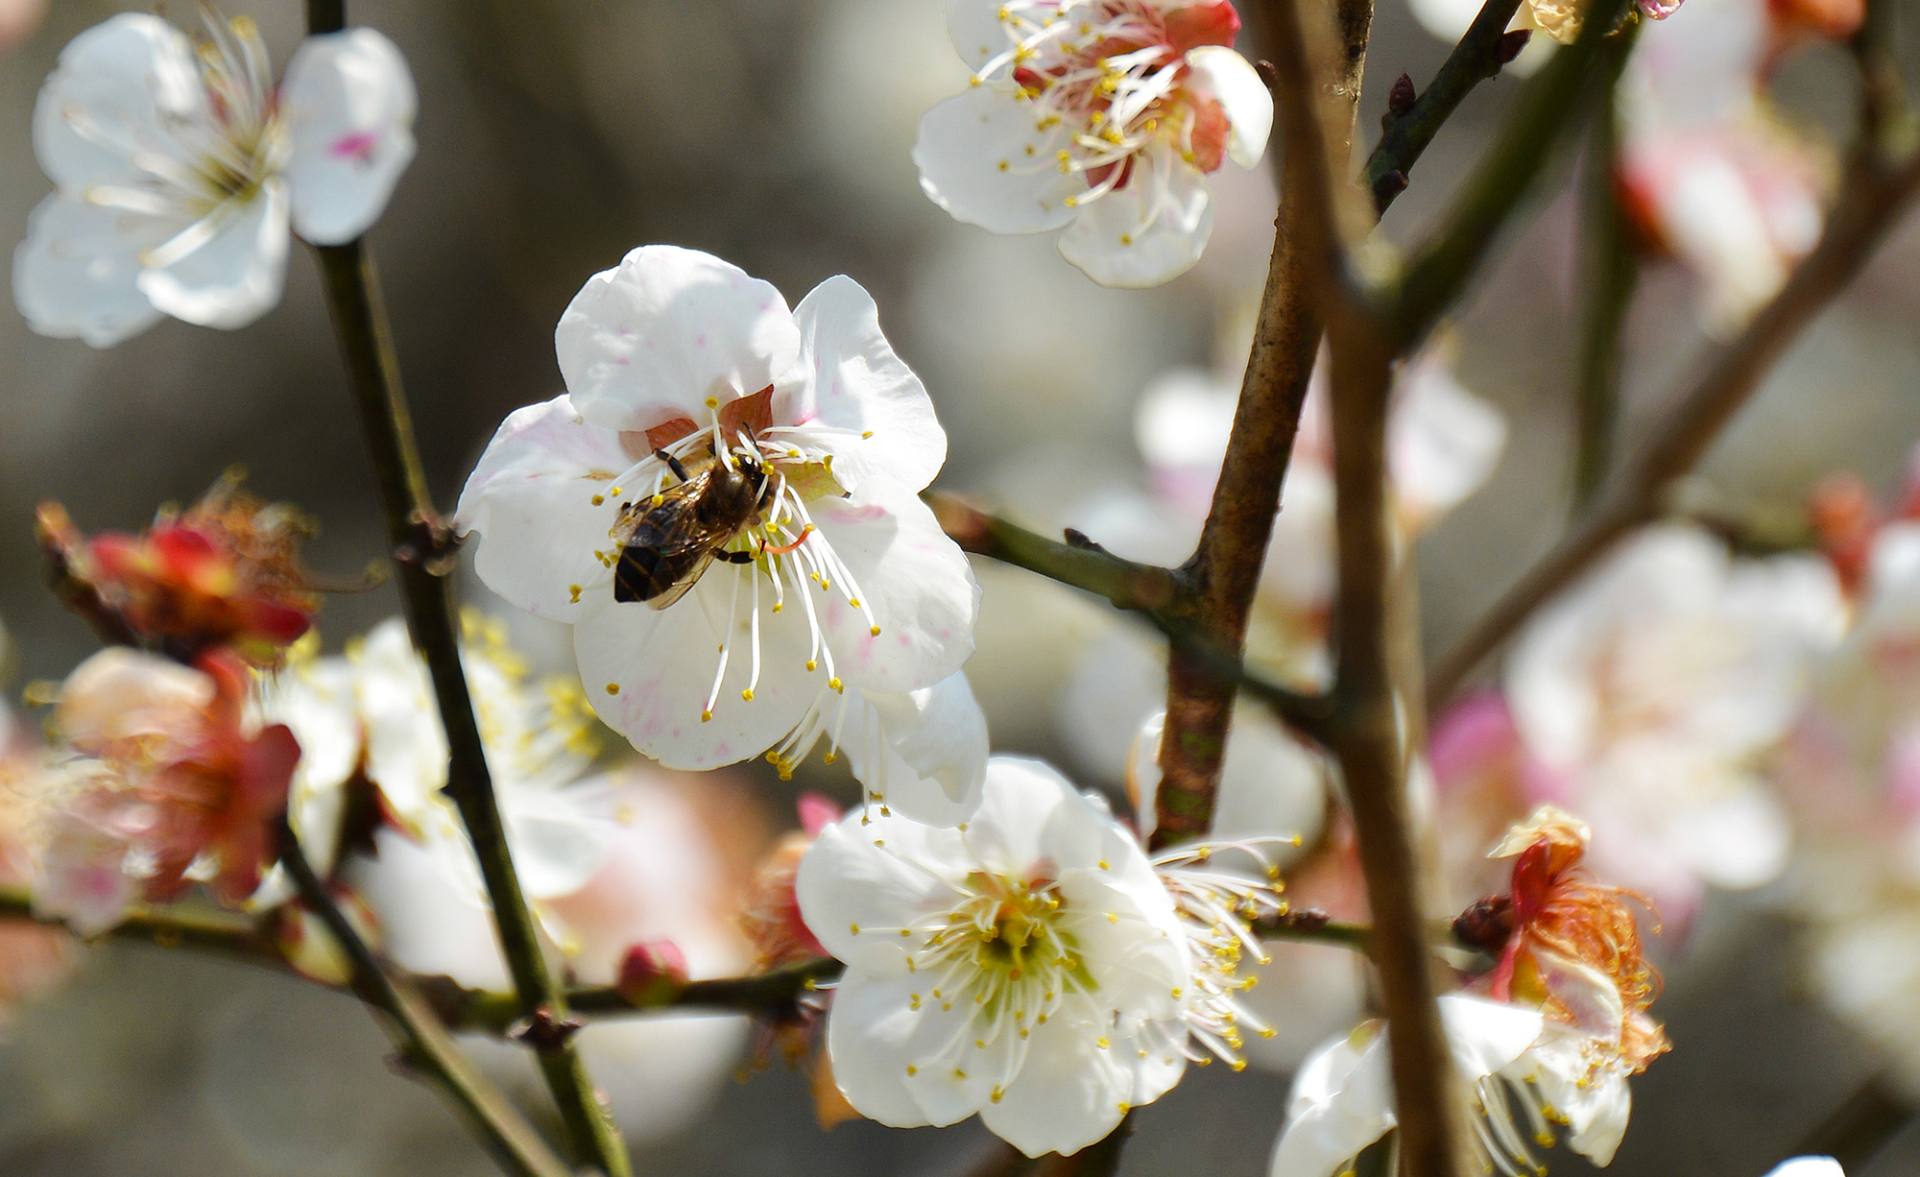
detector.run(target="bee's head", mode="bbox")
[736,454,766,491]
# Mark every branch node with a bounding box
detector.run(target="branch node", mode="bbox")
[514,1006,586,1053]
[1386,72,1417,125]
[1371,168,1409,206]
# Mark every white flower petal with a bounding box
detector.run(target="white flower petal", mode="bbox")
[1763,1160,1845,1177]
[979,1011,1132,1157]
[1512,1026,1632,1165]
[789,274,948,492]
[280,28,418,244]
[809,488,980,694]
[961,756,1097,874]
[1183,46,1271,169]
[136,181,290,330]
[354,619,449,822]
[454,394,636,622]
[12,194,169,346]
[31,13,205,193]
[1270,1022,1396,1177]
[1388,353,1507,525]
[914,86,1081,235]
[577,576,813,769]
[822,970,949,1127]
[797,816,970,974]
[502,778,621,899]
[944,0,1010,71]
[841,674,990,826]
[1057,154,1213,288]
[555,244,801,433]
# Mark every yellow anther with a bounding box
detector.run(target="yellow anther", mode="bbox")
[609,486,622,497]
[850,923,861,934]
[1095,1036,1110,1050]
[604,683,620,695]
[591,494,605,506]
[805,659,818,672]
[906,1064,918,1076]
[700,709,714,723]
[991,1086,1005,1104]
[705,396,720,408]
[741,688,755,701]
[998,160,1010,172]
[569,584,583,603]
[829,676,844,693]
[651,493,665,506]
[1097,859,1110,870]
[869,625,882,637]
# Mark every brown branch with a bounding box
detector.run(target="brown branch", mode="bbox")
[1364,0,1528,212]
[926,492,1184,619]
[303,9,629,1174]
[1428,142,1920,708]
[273,824,575,1177]
[1150,0,1374,850]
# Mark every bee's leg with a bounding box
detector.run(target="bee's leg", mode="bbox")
[654,449,692,484]
[716,550,757,565]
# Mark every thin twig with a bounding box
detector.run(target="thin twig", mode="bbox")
[1390,0,1637,352]
[1150,0,1374,850]
[1570,47,1641,511]
[303,9,630,1172]
[1364,0,1527,212]
[928,493,1340,743]
[273,822,575,1177]
[926,492,1184,619]
[1428,142,1920,708]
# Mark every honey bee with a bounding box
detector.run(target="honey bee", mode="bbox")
[612,450,768,608]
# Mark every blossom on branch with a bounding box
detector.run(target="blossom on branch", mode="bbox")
[15,5,415,345]
[915,1,1271,287]
[797,755,1291,1155]
[30,647,298,933]
[37,474,319,667]
[457,245,985,825]
[1483,523,1844,924]
[1272,806,1667,1175]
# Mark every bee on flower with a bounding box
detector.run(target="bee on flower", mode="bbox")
[914,1,1272,287]
[457,245,986,826]
[14,4,415,346]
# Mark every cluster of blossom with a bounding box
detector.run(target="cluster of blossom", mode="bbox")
[3,0,1901,1169]
[1410,0,1858,331]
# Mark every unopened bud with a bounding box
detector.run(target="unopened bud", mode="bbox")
[616,939,690,1005]
[1495,29,1532,65]
[1387,73,1416,117]
[1452,895,1515,953]
[1371,168,1409,208]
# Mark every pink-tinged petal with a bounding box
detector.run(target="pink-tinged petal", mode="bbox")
[978,1011,1131,1157]
[576,574,812,770]
[31,13,206,194]
[455,394,635,621]
[1183,47,1271,169]
[789,275,948,492]
[280,28,418,244]
[840,674,989,826]
[12,194,171,347]
[136,180,290,330]
[809,488,979,694]
[1057,151,1213,288]
[555,245,801,433]
[914,86,1081,235]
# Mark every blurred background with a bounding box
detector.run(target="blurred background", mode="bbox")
[4,0,1920,1174]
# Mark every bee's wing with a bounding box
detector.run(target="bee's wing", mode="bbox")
[613,474,732,608]
[639,547,719,610]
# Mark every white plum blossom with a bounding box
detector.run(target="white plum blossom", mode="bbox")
[456,245,985,825]
[915,1,1272,287]
[1059,343,1504,786]
[253,617,621,918]
[1614,0,1832,333]
[1504,523,1846,922]
[798,756,1280,1156]
[1269,995,1545,1177]
[14,7,415,346]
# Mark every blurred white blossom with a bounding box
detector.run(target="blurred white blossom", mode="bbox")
[14,9,415,345]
